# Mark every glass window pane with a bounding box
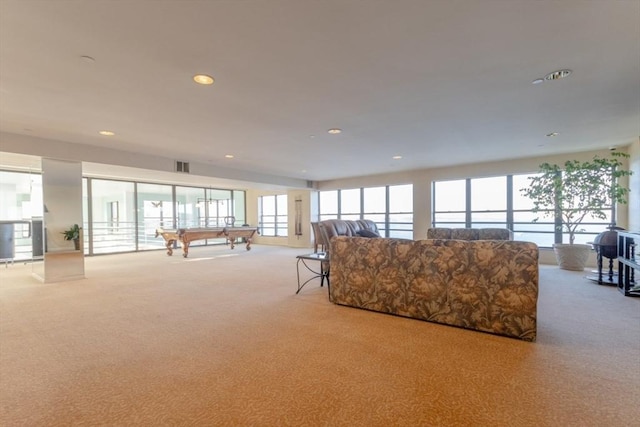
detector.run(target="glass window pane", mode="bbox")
[340,214,360,221]
[513,174,538,210]
[471,176,506,211]
[389,184,412,212]
[471,211,506,225]
[514,232,555,246]
[176,186,205,228]
[365,213,385,226]
[340,188,360,215]
[137,182,173,251]
[319,191,338,215]
[92,179,137,253]
[363,187,386,213]
[434,212,465,223]
[206,189,232,227]
[262,196,275,215]
[512,221,555,233]
[389,230,413,239]
[276,194,287,213]
[389,213,413,228]
[233,191,246,225]
[319,214,338,221]
[0,171,43,260]
[434,180,465,211]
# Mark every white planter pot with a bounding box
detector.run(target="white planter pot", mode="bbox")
[553,243,592,271]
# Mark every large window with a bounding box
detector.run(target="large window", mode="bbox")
[318,184,414,238]
[319,191,338,220]
[471,176,506,227]
[388,184,413,239]
[0,170,248,257]
[90,179,137,253]
[433,174,613,247]
[0,170,43,260]
[259,194,288,237]
[137,183,174,251]
[363,187,386,235]
[176,186,206,228]
[340,188,361,221]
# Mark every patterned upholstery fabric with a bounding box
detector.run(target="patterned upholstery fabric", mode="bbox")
[330,237,539,341]
[425,228,452,239]
[478,228,513,240]
[451,228,480,240]
[427,227,512,241]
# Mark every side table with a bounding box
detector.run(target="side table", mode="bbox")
[587,241,618,285]
[296,252,330,297]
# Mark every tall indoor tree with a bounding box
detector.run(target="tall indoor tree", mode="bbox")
[521,150,633,270]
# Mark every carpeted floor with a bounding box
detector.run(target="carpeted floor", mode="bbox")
[1,244,639,426]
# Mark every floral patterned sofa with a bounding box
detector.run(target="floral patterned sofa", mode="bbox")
[329,236,539,341]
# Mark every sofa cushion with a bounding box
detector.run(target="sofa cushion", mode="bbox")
[427,227,512,241]
[356,229,380,238]
[451,228,480,240]
[478,228,513,240]
[426,228,452,239]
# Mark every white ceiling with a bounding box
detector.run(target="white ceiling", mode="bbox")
[1,0,639,184]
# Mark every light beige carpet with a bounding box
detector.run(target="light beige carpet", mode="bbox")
[1,245,639,426]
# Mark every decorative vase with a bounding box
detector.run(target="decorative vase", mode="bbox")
[553,243,591,271]
[73,238,80,251]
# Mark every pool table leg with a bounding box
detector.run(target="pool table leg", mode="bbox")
[165,239,174,256]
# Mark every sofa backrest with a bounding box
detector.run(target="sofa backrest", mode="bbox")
[427,227,512,240]
[317,219,380,253]
[329,236,539,341]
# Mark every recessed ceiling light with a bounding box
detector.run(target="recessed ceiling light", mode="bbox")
[224,154,234,159]
[546,132,559,137]
[531,78,544,85]
[327,128,342,134]
[392,155,402,160]
[193,74,214,85]
[80,55,95,63]
[99,130,115,136]
[544,69,572,81]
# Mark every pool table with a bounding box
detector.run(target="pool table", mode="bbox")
[155,226,258,257]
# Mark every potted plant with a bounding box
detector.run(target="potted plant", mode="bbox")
[62,223,81,250]
[521,151,632,271]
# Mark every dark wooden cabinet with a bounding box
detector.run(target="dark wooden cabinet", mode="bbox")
[617,231,639,297]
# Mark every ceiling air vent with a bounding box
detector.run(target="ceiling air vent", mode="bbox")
[175,161,190,173]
